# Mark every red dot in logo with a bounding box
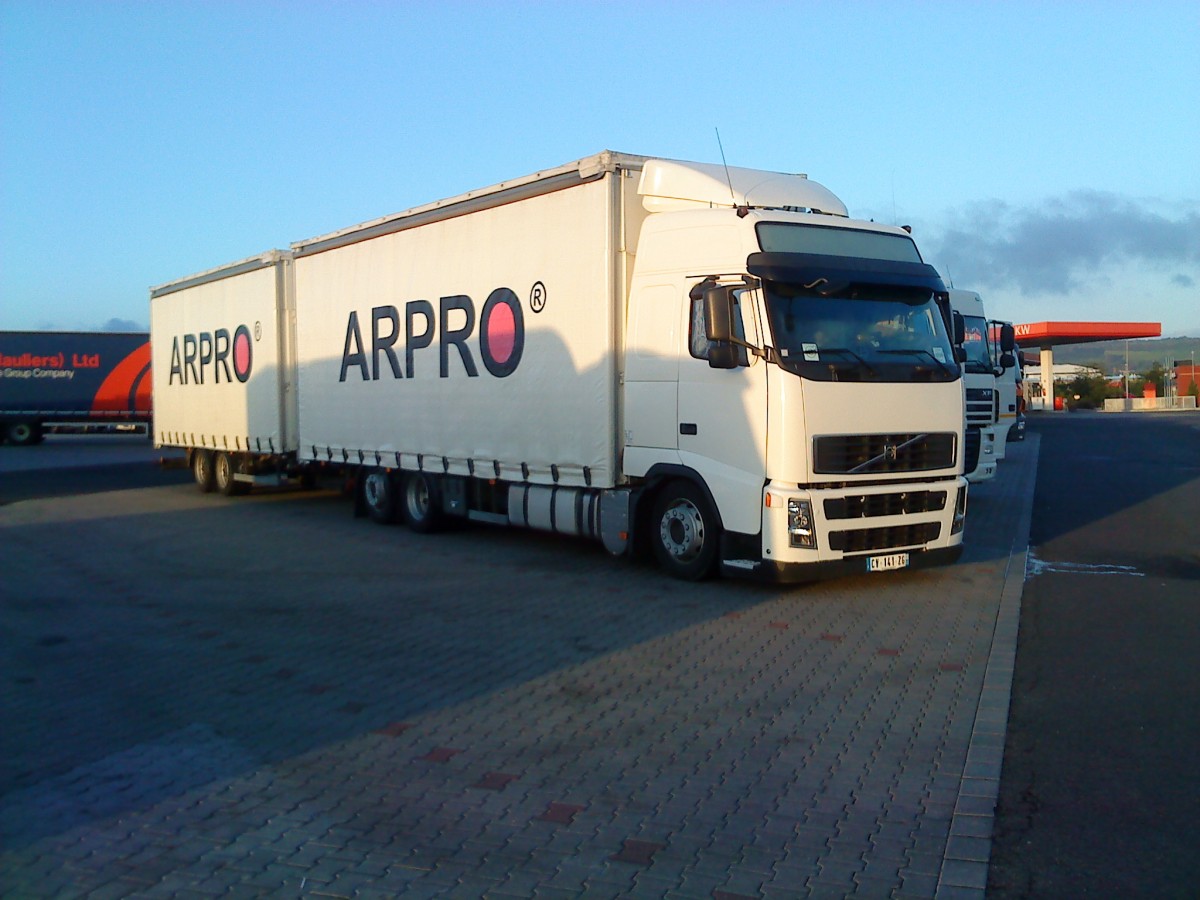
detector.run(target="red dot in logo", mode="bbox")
[233,327,252,380]
[486,302,515,364]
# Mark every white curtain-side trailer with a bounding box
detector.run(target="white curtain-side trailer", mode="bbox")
[151,250,299,493]
[152,151,969,582]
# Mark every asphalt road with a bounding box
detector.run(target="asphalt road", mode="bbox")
[0,434,188,503]
[988,410,1200,898]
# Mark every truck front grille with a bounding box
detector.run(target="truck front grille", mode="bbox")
[828,522,941,553]
[824,490,947,520]
[965,388,995,425]
[813,432,956,474]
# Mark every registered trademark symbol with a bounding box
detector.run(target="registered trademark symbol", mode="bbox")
[530,282,547,314]
[254,321,262,340]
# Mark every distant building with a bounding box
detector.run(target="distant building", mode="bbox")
[1023,363,1102,405]
[1175,361,1198,397]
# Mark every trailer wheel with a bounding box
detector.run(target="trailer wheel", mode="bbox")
[214,451,249,497]
[651,480,720,581]
[402,471,443,533]
[363,468,399,524]
[6,421,43,446]
[192,450,216,493]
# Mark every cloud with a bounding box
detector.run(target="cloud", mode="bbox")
[99,317,146,332]
[928,192,1200,296]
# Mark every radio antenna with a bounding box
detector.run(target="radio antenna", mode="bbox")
[715,127,736,204]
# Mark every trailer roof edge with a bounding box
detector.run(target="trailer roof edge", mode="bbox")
[291,151,651,259]
[150,249,292,299]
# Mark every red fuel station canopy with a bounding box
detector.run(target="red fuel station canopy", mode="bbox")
[1013,321,1161,348]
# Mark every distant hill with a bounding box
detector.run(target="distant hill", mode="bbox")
[1033,337,1200,374]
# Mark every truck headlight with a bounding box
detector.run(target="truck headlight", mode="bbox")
[951,486,967,535]
[788,498,816,548]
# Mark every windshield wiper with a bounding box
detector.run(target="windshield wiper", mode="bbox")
[878,348,952,377]
[819,347,881,378]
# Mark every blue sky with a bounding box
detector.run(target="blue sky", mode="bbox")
[2,1,1198,336]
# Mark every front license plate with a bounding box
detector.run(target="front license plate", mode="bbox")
[868,552,910,572]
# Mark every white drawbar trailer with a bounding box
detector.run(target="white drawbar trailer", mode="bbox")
[153,151,968,582]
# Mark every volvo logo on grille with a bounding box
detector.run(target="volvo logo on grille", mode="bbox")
[846,433,930,474]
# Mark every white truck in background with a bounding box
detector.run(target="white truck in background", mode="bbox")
[949,291,1015,481]
[152,151,968,582]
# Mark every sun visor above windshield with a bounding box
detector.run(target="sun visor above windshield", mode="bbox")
[639,159,849,216]
[747,252,947,293]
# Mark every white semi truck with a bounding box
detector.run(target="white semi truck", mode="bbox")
[948,290,1015,482]
[152,151,968,582]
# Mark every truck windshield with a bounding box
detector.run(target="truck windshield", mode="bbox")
[961,315,995,375]
[764,283,958,383]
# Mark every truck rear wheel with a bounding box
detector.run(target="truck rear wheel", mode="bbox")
[402,471,442,533]
[363,468,399,524]
[214,451,249,497]
[192,450,216,493]
[651,480,719,581]
[6,421,43,446]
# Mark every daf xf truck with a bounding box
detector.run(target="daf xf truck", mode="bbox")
[152,152,968,582]
[949,291,1014,481]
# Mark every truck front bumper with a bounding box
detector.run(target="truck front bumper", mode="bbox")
[718,477,967,583]
[721,542,964,583]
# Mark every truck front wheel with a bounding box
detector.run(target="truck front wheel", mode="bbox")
[651,480,719,581]
[402,472,442,533]
[363,468,398,524]
[192,450,216,493]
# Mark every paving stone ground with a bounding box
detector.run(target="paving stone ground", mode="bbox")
[0,439,1038,899]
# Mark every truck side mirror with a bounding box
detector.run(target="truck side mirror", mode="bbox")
[708,343,740,369]
[999,323,1015,353]
[952,311,968,362]
[703,285,741,369]
[993,325,1017,372]
[703,284,735,343]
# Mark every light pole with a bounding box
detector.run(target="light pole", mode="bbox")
[1124,340,1130,401]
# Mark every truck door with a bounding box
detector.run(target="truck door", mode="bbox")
[676,285,768,536]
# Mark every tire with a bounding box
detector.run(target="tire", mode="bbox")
[214,451,248,497]
[362,468,399,524]
[402,471,442,533]
[651,479,720,581]
[192,450,216,493]
[6,421,43,446]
